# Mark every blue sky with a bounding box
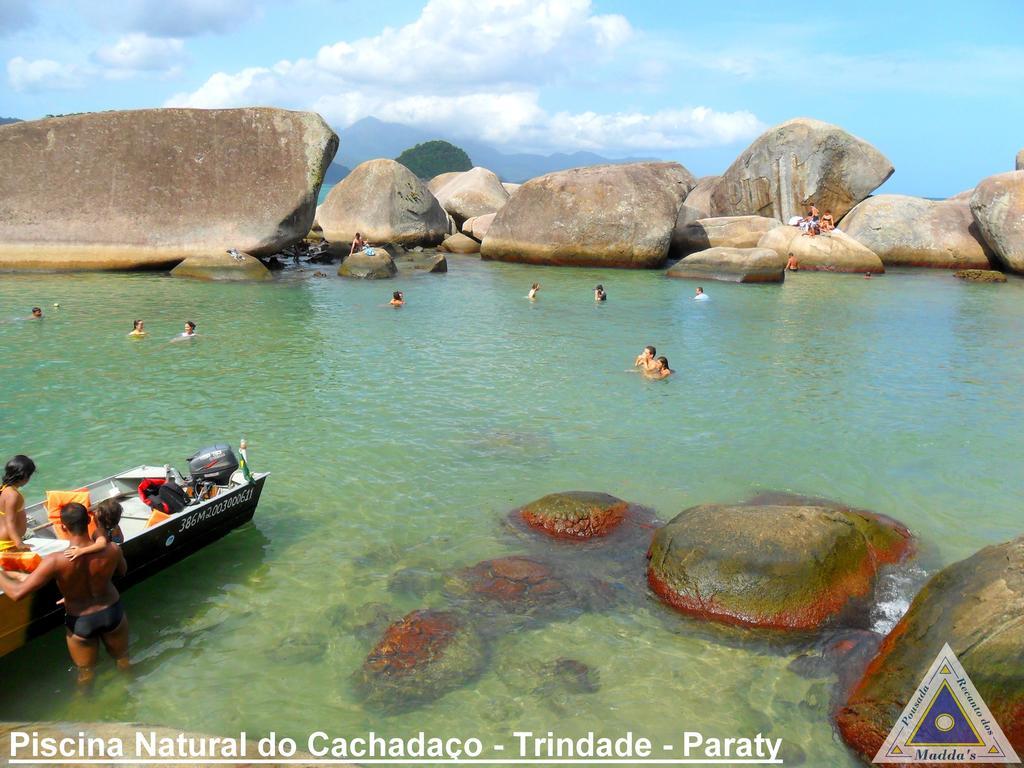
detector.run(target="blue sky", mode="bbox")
[2,0,1023,196]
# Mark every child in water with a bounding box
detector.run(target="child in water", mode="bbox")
[65,499,125,561]
[528,283,540,300]
[128,320,146,337]
[390,291,404,307]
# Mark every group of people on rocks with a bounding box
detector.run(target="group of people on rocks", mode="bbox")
[0,455,130,684]
[789,202,835,237]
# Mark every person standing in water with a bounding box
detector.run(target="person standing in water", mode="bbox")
[528,283,540,300]
[390,291,404,307]
[594,285,607,302]
[694,287,709,300]
[647,356,673,379]
[29,307,42,320]
[128,320,146,337]
[634,345,657,372]
[0,502,130,684]
[171,321,197,341]
[0,455,35,552]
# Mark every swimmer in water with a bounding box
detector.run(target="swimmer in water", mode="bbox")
[594,284,607,302]
[171,321,196,342]
[390,291,404,307]
[128,320,146,337]
[634,345,657,372]
[647,356,673,379]
[29,307,42,320]
[694,287,709,300]
[864,272,872,279]
[528,283,540,300]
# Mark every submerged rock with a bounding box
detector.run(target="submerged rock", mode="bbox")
[444,556,583,622]
[517,491,631,540]
[481,162,695,269]
[840,194,993,269]
[337,247,397,279]
[647,503,914,630]
[356,609,486,713]
[757,227,884,273]
[836,535,1024,761]
[666,246,786,283]
[954,269,1007,283]
[970,170,1024,274]
[319,159,448,249]
[711,117,893,222]
[0,108,337,271]
[673,215,781,256]
[170,251,271,281]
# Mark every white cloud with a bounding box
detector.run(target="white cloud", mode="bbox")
[7,56,83,91]
[165,0,763,154]
[94,33,185,77]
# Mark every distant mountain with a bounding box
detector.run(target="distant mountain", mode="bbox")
[330,117,654,183]
[0,117,22,126]
[323,163,350,185]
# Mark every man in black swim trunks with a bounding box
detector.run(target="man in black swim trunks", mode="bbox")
[0,502,129,683]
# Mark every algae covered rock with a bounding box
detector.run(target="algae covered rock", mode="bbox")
[666,246,786,283]
[836,536,1024,761]
[170,251,271,281]
[711,117,893,222]
[481,162,695,268]
[319,159,448,249]
[356,609,486,713]
[517,491,630,540]
[954,269,1007,283]
[0,108,337,271]
[444,556,582,621]
[337,247,397,279]
[647,503,913,630]
[757,227,884,273]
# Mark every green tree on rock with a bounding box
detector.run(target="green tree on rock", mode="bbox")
[396,140,472,179]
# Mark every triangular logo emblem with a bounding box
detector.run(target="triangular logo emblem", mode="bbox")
[874,643,1020,763]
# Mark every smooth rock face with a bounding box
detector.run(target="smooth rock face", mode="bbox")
[481,162,696,269]
[970,171,1024,273]
[470,212,496,242]
[840,194,993,269]
[428,171,463,195]
[439,232,480,254]
[356,609,486,713]
[170,251,270,281]
[337,247,397,278]
[502,182,521,196]
[319,159,448,249]
[433,166,509,224]
[666,246,786,283]
[757,227,885,273]
[674,215,782,256]
[683,175,720,218]
[518,491,630,540]
[954,269,1007,282]
[647,504,912,630]
[444,556,580,620]
[0,108,337,271]
[836,536,1024,760]
[711,117,893,222]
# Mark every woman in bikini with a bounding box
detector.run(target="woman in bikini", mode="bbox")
[0,455,36,552]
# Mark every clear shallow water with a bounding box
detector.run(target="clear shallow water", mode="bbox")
[1,261,1023,765]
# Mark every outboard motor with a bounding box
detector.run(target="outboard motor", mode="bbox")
[187,444,239,486]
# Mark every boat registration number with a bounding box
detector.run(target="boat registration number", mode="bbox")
[177,486,256,533]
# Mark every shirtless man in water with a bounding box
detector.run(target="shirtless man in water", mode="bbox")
[634,345,658,372]
[0,503,129,683]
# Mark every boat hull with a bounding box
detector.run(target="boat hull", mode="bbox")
[0,473,267,657]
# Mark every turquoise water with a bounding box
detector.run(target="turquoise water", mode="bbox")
[1,260,1023,765]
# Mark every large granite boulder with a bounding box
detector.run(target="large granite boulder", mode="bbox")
[319,159,448,250]
[970,171,1024,273]
[502,182,521,196]
[674,215,781,256]
[840,195,993,269]
[470,212,496,241]
[836,536,1024,761]
[683,175,720,218]
[757,227,885,273]
[647,503,913,630]
[170,251,271,281]
[433,166,509,224]
[428,171,463,195]
[356,609,486,713]
[337,247,397,278]
[711,117,893,222]
[667,246,786,283]
[0,108,337,271]
[481,162,696,268]
[438,233,480,254]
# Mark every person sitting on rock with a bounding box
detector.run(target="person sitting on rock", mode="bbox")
[389,291,404,307]
[820,211,835,233]
[786,253,799,271]
[349,232,366,257]
[635,345,657,372]
[647,356,673,379]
